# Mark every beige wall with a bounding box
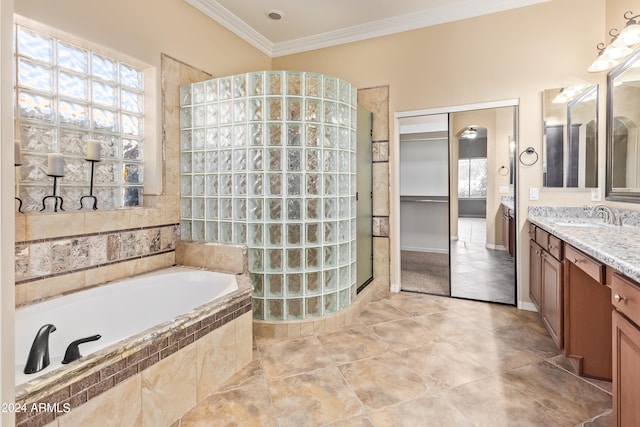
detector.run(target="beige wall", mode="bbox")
[273,0,614,306]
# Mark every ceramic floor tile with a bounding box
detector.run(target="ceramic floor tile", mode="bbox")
[502,361,613,424]
[450,329,545,373]
[323,416,375,427]
[387,291,449,316]
[179,378,278,427]
[269,366,364,427]
[370,317,440,351]
[358,299,410,325]
[399,339,493,389]
[443,375,578,427]
[258,335,333,379]
[368,396,474,427]
[413,310,489,340]
[317,326,388,364]
[175,292,611,426]
[338,352,427,410]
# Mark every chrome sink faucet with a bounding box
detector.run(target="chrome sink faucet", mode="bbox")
[588,204,623,226]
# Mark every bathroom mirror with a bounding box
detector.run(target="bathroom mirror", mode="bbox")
[606,47,640,202]
[542,84,598,188]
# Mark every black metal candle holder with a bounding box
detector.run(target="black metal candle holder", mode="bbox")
[41,174,65,212]
[15,164,24,213]
[79,159,99,210]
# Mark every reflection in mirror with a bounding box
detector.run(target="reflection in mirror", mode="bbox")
[607,47,640,201]
[542,85,598,188]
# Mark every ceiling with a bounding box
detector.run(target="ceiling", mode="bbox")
[185,0,550,57]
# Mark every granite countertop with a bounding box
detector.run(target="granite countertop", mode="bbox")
[528,206,640,283]
[501,196,515,211]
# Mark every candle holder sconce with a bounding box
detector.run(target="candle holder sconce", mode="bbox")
[15,164,24,214]
[41,174,65,212]
[79,159,99,210]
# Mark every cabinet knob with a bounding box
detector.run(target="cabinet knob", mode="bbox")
[614,294,626,303]
[573,258,580,264]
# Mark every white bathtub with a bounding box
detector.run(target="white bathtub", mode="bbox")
[15,266,238,386]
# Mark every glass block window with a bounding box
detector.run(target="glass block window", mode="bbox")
[14,24,145,211]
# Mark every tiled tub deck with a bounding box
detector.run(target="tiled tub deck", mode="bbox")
[15,269,252,427]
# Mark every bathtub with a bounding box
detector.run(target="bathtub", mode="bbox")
[15,266,251,405]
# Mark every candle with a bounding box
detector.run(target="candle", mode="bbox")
[47,153,64,177]
[14,140,22,166]
[86,140,101,161]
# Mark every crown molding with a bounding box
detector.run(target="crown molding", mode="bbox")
[186,0,549,58]
[185,0,273,56]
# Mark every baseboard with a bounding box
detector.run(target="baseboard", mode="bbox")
[518,301,538,312]
[400,246,449,254]
[485,243,507,251]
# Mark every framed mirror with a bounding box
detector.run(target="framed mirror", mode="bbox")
[542,84,598,188]
[606,47,640,202]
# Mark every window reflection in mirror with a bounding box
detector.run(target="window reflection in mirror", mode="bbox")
[542,84,598,188]
[607,47,640,201]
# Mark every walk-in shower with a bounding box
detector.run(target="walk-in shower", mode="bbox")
[180,71,357,321]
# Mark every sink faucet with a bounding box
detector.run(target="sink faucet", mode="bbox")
[24,324,56,374]
[593,204,622,226]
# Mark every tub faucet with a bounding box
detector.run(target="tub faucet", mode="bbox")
[24,324,56,374]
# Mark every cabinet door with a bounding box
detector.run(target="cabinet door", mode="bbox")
[541,252,563,349]
[529,239,543,309]
[613,311,640,427]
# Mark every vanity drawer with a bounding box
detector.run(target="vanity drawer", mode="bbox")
[548,235,564,260]
[565,245,603,283]
[535,228,549,248]
[611,273,640,326]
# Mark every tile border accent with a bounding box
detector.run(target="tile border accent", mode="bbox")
[15,293,251,427]
[15,223,179,285]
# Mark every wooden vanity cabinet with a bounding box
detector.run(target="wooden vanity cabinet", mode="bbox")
[502,205,515,257]
[611,272,640,426]
[529,224,564,349]
[563,245,611,380]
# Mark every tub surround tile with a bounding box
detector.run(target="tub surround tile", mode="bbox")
[371,163,389,217]
[29,241,52,277]
[16,268,252,427]
[83,210,130,235]
[51,240,72,273]
[141,345,197,427]
[25,211,85,241]
[195,321,236,400]
[58,376,142,427]
[26,271,85,301]
[357,86,389,143]
[15,213,27,242]
[371,142,389,163]
[15,244,30,280]
[235,312,253,370]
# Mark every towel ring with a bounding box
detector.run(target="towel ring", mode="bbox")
[519,147,538,166]
[498,166,509,176]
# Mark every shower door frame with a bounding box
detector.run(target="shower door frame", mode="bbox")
[392,99,519,302]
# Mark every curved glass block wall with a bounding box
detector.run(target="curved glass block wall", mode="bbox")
[180,71,357,321]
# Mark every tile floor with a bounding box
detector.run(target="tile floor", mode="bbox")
[451,218,516,304]
[176,291,612,427]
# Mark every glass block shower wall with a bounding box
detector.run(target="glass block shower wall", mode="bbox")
[180,71,357,321]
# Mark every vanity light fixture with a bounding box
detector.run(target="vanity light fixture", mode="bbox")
[589,12,640,72]
[551,85,588,104]
[612,11,640,47]
[460,127,478,139]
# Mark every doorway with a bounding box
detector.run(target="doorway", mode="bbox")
[396,101,517,305]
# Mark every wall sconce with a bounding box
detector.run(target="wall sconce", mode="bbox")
[588,12,640,72]
[460,127,478,139]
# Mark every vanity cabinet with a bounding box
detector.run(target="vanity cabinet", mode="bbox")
[611,272,640,426]
[529,224,564,349]
[563,245,611,380]
[502,205,515,257]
